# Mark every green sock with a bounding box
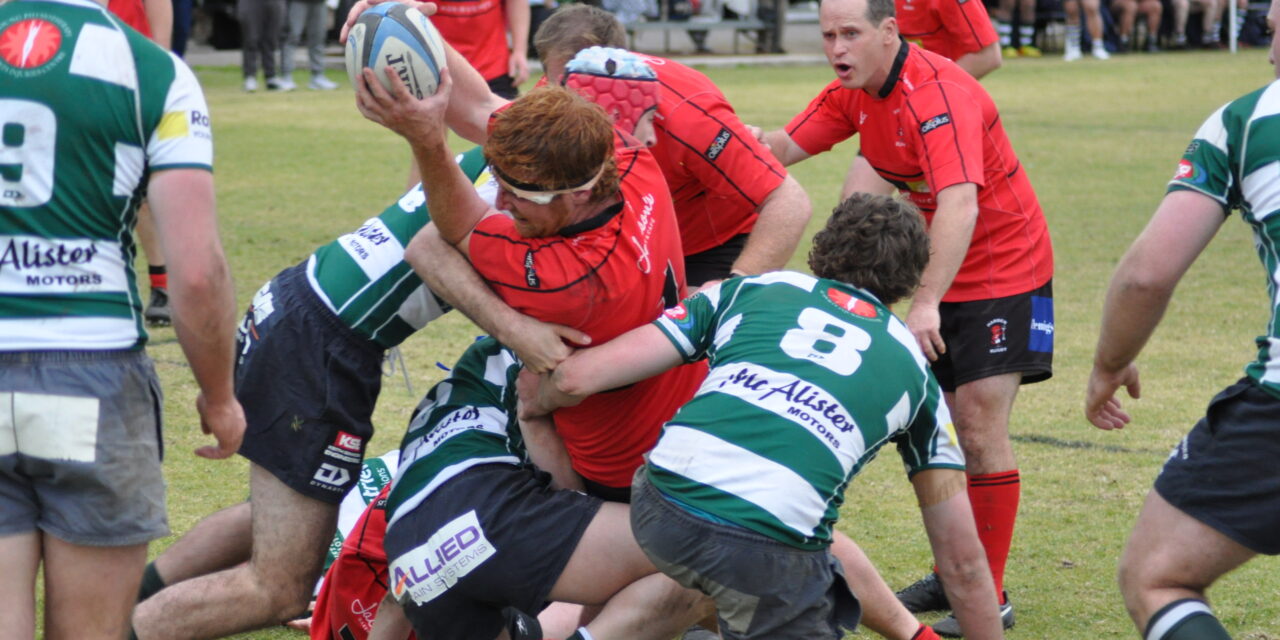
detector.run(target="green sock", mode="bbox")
[1146,599,1233,640]
[1162,614,1232,640]
[136,561,166,603]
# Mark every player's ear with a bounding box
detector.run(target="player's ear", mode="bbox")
[882,16,899,42]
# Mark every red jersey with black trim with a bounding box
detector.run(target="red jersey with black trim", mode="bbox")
[470,137,706,488]
[310,487,412,640]
[785,42,1052,302]
[107,0,152,36]
[635,55,789,256]
[896,0,997,61]
[432,0,508,82]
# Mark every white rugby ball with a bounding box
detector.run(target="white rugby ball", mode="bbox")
[345,3,447,99]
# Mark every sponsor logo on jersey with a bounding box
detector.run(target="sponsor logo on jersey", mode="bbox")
[523,249,539,288]
[311,462,351,491]
[390,510,495,605]
[664,303,689,321]
[705,127,732,161]
[702,363,863,455]
[0,17,64,72]
[358,460,392,502]
[0,237,100,276]
[825,287,878,319]
[919,113,952,135]
[334,432,364,453]
[986,317,1008,354]
[1174,159,1206,184]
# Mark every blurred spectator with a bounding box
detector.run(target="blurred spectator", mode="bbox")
[1063,0,1109,59]
[1112,0,1162,50]
[528,0,557,57]
[1170,0,1217,47]
[281,0,339,90]
[240,0,288,91]
[993,0,1041,57]
[432,0,530,99]
[896,0,1003,78]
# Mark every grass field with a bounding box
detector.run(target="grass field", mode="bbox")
[133,49,1280,639]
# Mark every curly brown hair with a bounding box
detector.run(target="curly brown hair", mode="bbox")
[485,86,619,203]
[808,193,930,305]
[533,4,627,67]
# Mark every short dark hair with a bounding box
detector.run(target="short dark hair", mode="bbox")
[864,0,896,25]
[485,86,619,202]
[808,193,929,305]
[533,4,627,65]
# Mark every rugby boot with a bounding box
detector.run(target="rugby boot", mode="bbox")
[931,592,1016,638]
[145,287,172,327]
[896,572,949,613]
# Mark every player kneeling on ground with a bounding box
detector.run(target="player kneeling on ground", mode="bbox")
[368,337,709,640]
[521,194,1007,640]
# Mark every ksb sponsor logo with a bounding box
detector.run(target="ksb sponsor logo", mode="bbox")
[334,432,363,453]
[390,510,496,605]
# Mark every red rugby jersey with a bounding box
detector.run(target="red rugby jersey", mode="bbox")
[470,137,706,488]
[637,55,789,256]
[309,486,410,640]
[785,42,1052,302]
[107,0,152,36]
[432,0,509,82]
[896,0,998,61]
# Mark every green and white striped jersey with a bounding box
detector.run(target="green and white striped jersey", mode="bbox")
[386,337,525,528]
[1169,80,1280,399]
[0,0,211,349]
[650,272,964,549]
[306,147,496,349]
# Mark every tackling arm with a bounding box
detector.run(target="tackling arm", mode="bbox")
[147,169,245,459]
[730,174,812,276]
[1085,190,1226,430]
[906,182,979,361]
[406,224,590,372]
[913,469,1004,640]
[536,324,686,413]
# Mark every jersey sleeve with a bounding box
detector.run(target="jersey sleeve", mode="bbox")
[146,54,212,172]
[1167,103,1237,211]
[785,81,860,157]
[652,279,731,362]
[893,374,965,476]
[903,81,986,193]
[938,0,998,54]
[661,95,787,209]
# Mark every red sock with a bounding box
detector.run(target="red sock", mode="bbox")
[912,624,942,640]
[967,469,1020,601]
[148,266,167,290]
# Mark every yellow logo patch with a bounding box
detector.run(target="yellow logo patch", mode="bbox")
[156,111,189,140]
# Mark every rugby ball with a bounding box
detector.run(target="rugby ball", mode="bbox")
[345,3,447,99]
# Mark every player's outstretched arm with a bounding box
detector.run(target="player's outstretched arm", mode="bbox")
[913,469,1004,640]
[906,182,979,362]
[1086,190,1227,430]
[546,324,685,408]
[731,174,812,276]
[148,168,245,459]
[406,224,590,372]
[759,128,813,167]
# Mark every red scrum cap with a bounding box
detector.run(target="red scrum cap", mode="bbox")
[562,47,659,136]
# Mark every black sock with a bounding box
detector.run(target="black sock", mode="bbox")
[1145,599,1232,640]
[136,561,166,603]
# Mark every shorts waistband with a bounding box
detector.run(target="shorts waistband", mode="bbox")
[0,349,149,364]
[273,263,384,358]
[635,468,804,551]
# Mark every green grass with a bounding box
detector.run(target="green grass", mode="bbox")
[135,50,1280,639]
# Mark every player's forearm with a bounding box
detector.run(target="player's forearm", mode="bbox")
[841,154,895,200]
[143,0,173,48]
[1092,256,1178,374]
[552,324,682,398]
[505,0,530,57]
[913,187,978,308]
[762,129,811,167]
[919,489,1004,640]
[413,139,489,244]
[518,415,584,491]
[955,43,1002,80]
[407,224,526,342]
[442,42,510,144]
[731,175,811,275]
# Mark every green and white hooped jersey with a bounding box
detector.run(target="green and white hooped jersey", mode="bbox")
[306,147,496,349]
[651,272,964,550]
[385,337,526,529]
[1169,80,1280,399]
[0,0,212,350]
[320,450,400,582]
